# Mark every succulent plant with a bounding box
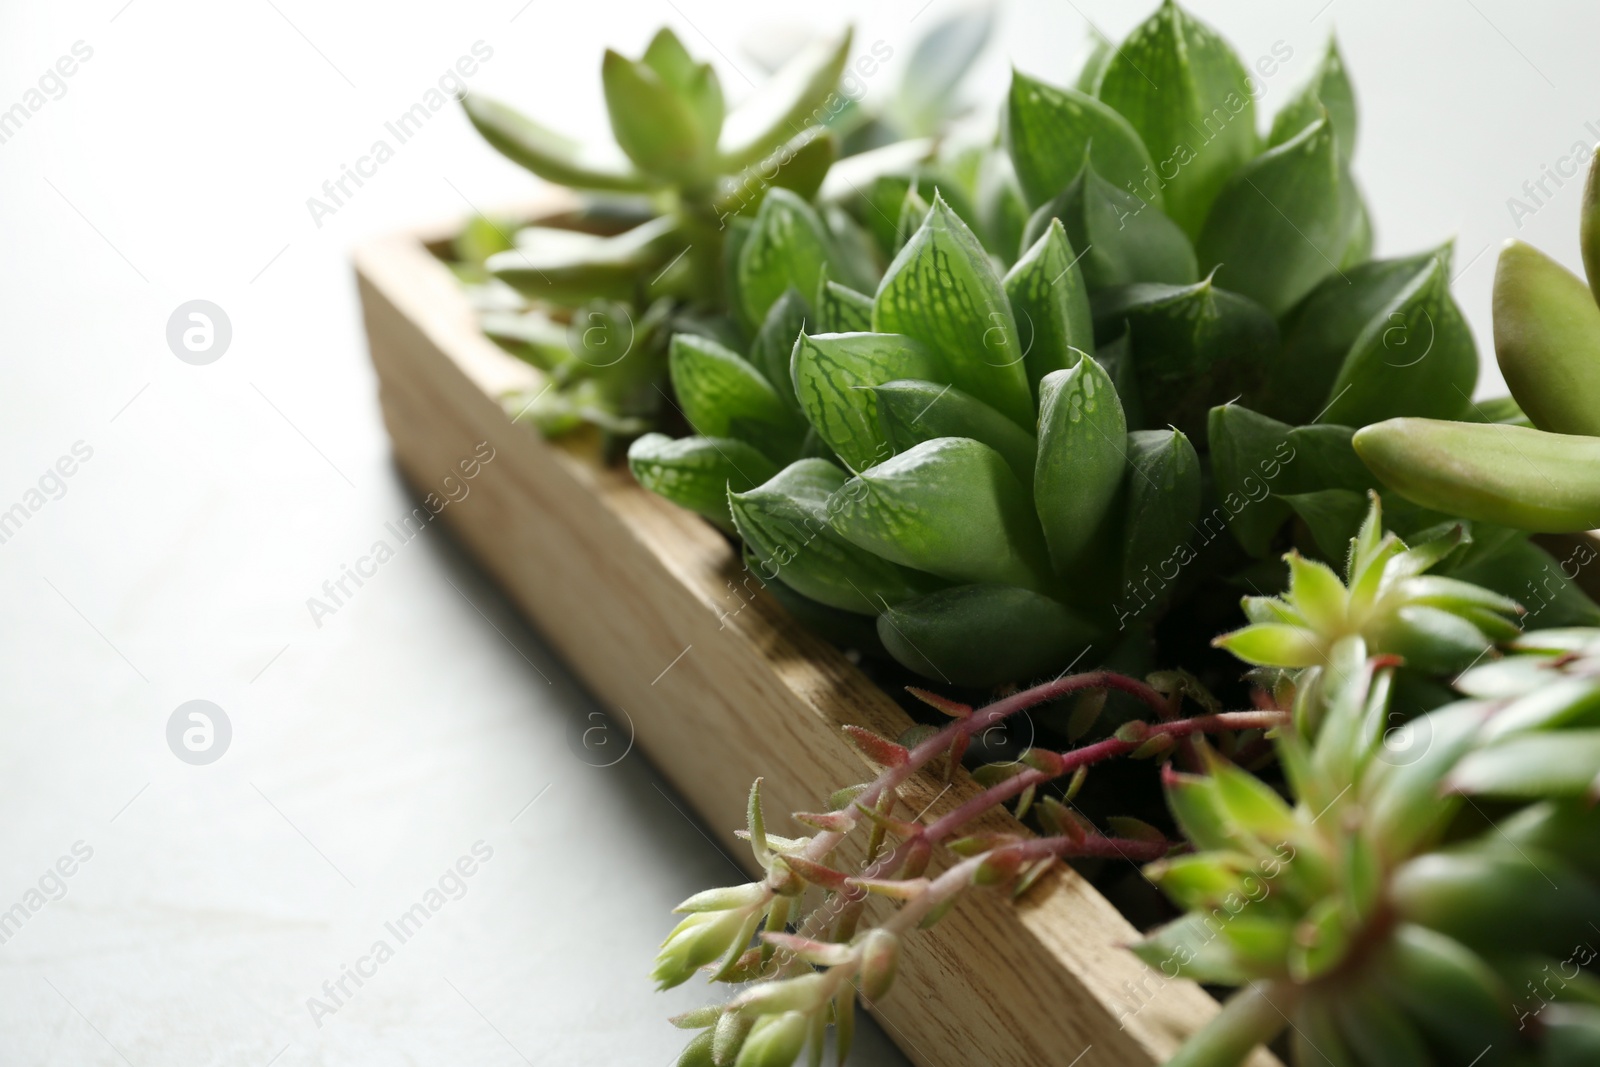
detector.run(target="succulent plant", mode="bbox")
[454,16,996,443]
[629,2,1597,688]
[649,500,1586,1067]
[1142,530,1600,1065]
[1354,145,1600,535]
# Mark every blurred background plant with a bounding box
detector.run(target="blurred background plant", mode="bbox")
[450,12,994,449]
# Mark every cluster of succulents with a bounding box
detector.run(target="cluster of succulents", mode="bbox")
[625,1,1598,690]
[652,499,1600,1066]
[447,6,1600,1066]
[454,15,991,443]
[1354,145,1600,535]
[1144,513,1600,1066]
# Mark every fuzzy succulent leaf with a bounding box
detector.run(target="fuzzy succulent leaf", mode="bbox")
[1004,70,1159,210]
[830,437,1052,591]
[873,195,1035,426]
[1096,2,1258,238]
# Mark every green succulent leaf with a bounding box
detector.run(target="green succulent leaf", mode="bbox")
[642,28,725,147]
[1096,2,1259,238]
[877,584,1099,686]
[1353,418,1600,534]
[873,194,1035,426]
[1024,160,1198,293]
[602,49,712,180]
[668,333,804,460]
[1390,848,1600,957]
[1118,428,1202,623]
[830,437,1051,591]
[1130,911,1249,984]
[738,188,836,328]
[461,94,660,192]
[1092,278,1277,437]
[1332,989,1436,1067]
[1206,404,1299,556]
[892,8,995,135]
[1373,925,1515,1062]
[974,150,1029,264]
[1583,145,1600,305]
[1280,489,1368,562]
[1494,238,1600,437]
[748,289,811,413]
[1034,357,1128,583]
[1003,219,1093,394]
[720,31,853,170]
[1268,37,1357,161]
[628,433,781,532]
[874,378,1038,487]
[817,279,874,333]
[488,216,680,304]
[713,126,838,222]
[1197,118,1345,318]
[1262,250,1449,424]
[1448,731,1600,799]
[731,459,942,614]
[1004,70,1159,209]
[790,331,943,472]
[1321,252,1478,426]
[1074,27,1113,94]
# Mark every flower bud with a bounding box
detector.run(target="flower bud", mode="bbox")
[858,929,901,1001]
[733,1010,809,1067]
[652,906,756,989]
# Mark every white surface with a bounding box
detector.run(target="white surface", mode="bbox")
[1,1,1598,1064]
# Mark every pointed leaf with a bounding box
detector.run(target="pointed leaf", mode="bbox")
[1097,2,1259,237]
[668,333,804,459]
[720,31,852,169]
[1197,118,1345,317]
[462,94,659,192]
[1004,69,1158,209]
[831,437,1052,590]
[628,433,781,532]
[1004,219,1094,393]
[1034,356,1127,583]
[873,195,1034,425]
[1024,160,1197,292]
[790,332,943,472]
[873,378,1038,486]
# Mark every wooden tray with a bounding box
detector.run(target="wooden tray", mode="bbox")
[353,209,1278,1067]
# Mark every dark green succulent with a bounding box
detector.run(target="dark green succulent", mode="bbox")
[629,2,1598,688]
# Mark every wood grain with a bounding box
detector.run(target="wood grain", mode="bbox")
[354,215,1280,1067]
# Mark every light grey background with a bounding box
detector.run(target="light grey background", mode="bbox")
[1,1,1596,1064]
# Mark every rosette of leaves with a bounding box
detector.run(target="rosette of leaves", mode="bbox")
[1354,145,1600,535]
[624,3,1593,691]
[1142,547,1600,1065]
[458,27,859,439]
